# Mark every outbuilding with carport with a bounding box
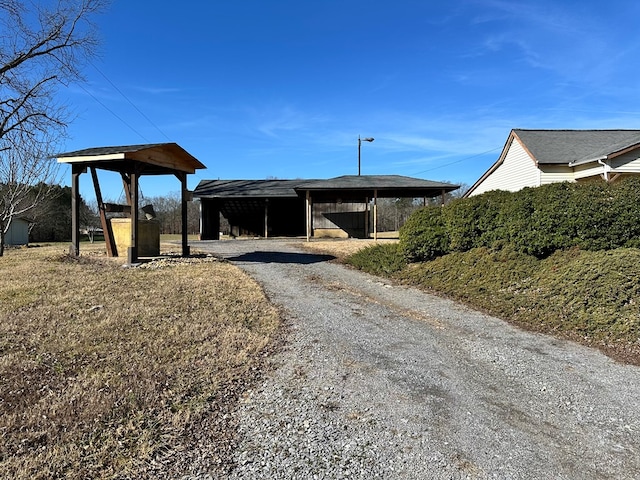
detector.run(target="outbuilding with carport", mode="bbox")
[195,175,458,240]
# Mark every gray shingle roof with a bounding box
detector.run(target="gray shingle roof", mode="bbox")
[296,175,458,191]
[57,143,206,174]
[57,143,171,157]
[194,179,309,198]
[194,175,459,199]
[514,129,640,164]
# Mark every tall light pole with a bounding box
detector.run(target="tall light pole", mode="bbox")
[358,136,374,175]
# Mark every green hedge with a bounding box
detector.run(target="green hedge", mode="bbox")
[399,206,449,262]
[346,242,407,275]
[399,176,640,262]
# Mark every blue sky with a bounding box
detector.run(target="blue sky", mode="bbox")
[58,0,640,200]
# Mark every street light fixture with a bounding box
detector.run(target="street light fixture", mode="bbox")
[358,136,374,175]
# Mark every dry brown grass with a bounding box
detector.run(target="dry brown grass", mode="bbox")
[0,243,281,479]
[299,238,398,260]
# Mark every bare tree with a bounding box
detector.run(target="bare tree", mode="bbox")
[80,198,101,242]
[0,0,106,255]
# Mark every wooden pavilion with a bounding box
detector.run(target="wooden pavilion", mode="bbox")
[57,143,206,264]
[195,175,458,241]
[296,175,459,241]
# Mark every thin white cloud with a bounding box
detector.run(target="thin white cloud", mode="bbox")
[132,86,183,95]
[252,105,332,138]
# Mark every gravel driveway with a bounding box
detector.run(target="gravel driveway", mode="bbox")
[192,239,640,480]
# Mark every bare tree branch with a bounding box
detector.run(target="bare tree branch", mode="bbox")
[0,0,107,255]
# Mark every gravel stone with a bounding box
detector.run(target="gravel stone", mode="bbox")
[189,239,640,480]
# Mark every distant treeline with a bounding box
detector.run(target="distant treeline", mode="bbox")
[14,186,200,243]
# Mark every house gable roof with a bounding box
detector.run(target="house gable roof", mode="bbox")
[465,129,640,197]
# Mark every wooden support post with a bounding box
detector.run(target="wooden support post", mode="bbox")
[373,189,378,241]
[199,199,204,240]
[128,170,139,264]
[180,172,190,256]
[70,165,82,256]
[264,198,269,238]
[364,196,369,239]
[305,190,311,242]
[121,173,132,210]
[91,167,117,257]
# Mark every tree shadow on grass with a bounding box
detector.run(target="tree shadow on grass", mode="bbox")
[226,251,336,264]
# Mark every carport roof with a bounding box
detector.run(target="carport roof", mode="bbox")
[194,179,311,198]
[194,175,459,199]
[295,175,459,198]
[297,175,457,191]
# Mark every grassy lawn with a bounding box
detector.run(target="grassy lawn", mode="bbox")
[0,243,281,479]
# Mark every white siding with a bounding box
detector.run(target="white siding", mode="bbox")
[611,151,640,173]
[470,140,540,196]
[574,163,604,180]
[540,165,575,184]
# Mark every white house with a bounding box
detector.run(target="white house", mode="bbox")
[465,129,640,197]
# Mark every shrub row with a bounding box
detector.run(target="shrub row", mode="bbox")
[400,177,640,261]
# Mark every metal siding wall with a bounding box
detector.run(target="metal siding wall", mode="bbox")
[5,219,29,245]
[470,141,539,196]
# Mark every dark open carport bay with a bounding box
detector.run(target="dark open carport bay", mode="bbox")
[192,239,640,479]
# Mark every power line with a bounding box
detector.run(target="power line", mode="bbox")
[88,60,172,142]
[412,146,502,176]
[77,83,150,142]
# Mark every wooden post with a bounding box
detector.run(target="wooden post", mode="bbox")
[121,173,132,209]
[128,170,139,264]
[70,165,82,256]
[373,189,378,241]
[264,198,269,238]
[180,172,190,256]
[91,167,116,257]
[364,196,369,239]
[305,190,311,242]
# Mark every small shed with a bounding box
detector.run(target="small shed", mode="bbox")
[57,143,206,263]
[4,218,30,246]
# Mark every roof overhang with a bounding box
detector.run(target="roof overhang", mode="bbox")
[57,143,206,175]
[295,175,459,199]
[464,131,521,197]
[568,155,608,167]
[194,175,458,200]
